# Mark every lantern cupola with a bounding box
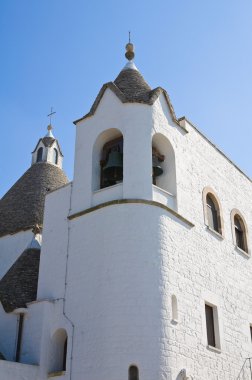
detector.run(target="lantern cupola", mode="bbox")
[31,124,63,168]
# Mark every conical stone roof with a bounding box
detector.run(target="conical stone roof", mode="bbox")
[0,247,40,312]
[114,67,152,102]
[74,45,179,125]
[0,162,68,237]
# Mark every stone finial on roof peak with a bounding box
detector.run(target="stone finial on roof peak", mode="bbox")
[125,42,135,61]
[45,124,55,138]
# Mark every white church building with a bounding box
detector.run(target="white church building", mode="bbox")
[0,43,251,380]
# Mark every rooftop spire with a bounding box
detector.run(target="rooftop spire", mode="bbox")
[125,32,135,61]
[123,34,138,71]
[47,106,56,125]
[46,107,56,137]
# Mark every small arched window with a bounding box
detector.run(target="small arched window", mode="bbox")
[49,329,68,374]
[37,147,43,162]
[205,193,223,234]
[53,148,58,165]
[234,214,247,252]
[129,365,139,380]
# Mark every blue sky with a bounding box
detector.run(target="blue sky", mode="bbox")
[1,0,251,197]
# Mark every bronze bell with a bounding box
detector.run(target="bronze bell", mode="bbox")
[152,155,163,177]
[103,151,123,181]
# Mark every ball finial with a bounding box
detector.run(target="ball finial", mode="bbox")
[125,31,135,61]
[47,124,53,131]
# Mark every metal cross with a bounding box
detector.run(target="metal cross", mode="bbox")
[129,31,131,43]
[47,107,56,125]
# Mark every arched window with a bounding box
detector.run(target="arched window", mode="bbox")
[129,365,139,380]
[53,148,58,164]
[49,329,68,374]
[234,214,247,252]
[100,137,123,189]
[203,189,223,235]
[206,194,220,233]
[37,147,43,162]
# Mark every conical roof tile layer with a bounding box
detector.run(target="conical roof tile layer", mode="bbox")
[0,162,68,237]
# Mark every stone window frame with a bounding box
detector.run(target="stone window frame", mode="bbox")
[202,291,223,353]
[202,187,224,237]
[230,209,249,255]
[204,301,221,352]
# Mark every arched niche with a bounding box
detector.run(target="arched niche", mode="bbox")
[152,133,177,197]
[129,365,139,380]
[171,294,178,322]
[92,128,123,191]
[49,328,68,373]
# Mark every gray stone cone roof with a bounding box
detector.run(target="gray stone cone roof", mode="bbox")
[74,67,179,124]
[114,68,152,102]
[0,248,40,312]
[0,162,68,237]
[42,136,55,147]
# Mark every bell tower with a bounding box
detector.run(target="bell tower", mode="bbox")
[71,40,178,214]
[37,41,182,380]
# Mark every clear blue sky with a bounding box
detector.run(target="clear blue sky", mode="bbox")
[1,0,251,197]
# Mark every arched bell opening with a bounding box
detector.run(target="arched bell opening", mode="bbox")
[92,128,123,191]
[37,147,43,163]
[49,328,68,373]
[152,146,164,186]
[152,133,177,197]
[53,148,58,165]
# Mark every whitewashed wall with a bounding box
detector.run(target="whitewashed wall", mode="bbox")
[37,183,71,299]
[0,361,39,380]
[36,86,252,380]
[1,82,251,380]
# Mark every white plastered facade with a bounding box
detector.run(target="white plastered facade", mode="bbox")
[0,77,251,380]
